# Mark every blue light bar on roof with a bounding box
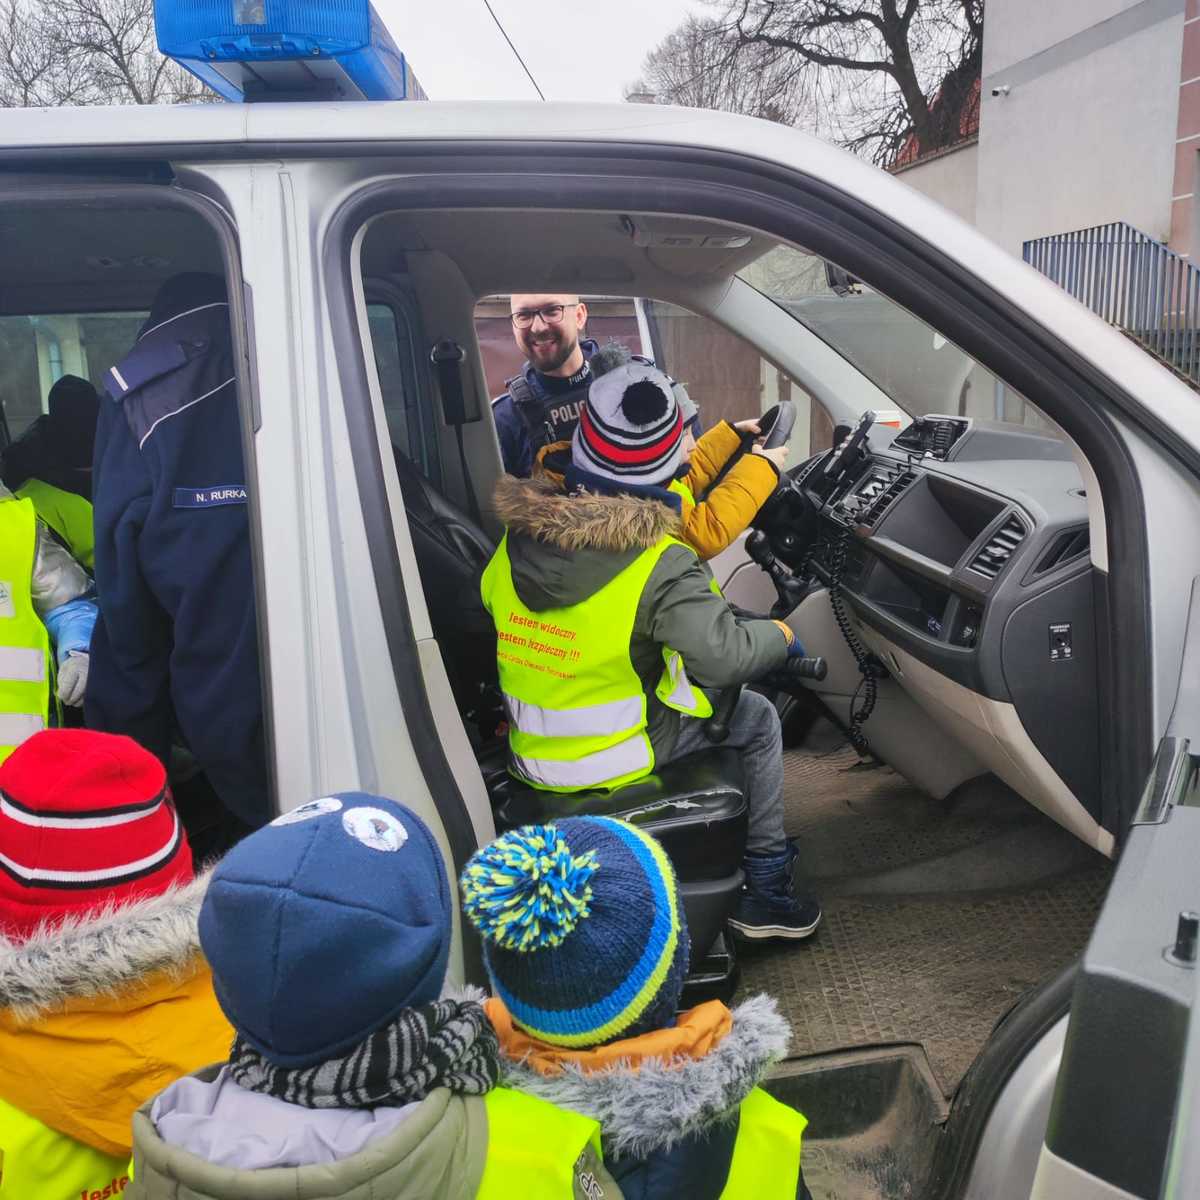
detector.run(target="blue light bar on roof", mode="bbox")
[156,0,427,103]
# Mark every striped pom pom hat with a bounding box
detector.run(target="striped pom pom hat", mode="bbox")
[0,730,192,940]
[461,816,690,1047]
[571,361,685,487]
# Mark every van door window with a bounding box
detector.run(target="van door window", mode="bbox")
[0,312,147,445]
[367,301,441,488]
[639,299,834,458]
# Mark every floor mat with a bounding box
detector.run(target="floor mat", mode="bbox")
[740,730,1113,1094]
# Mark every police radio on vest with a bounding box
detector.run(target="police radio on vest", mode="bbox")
[154,0,427,103]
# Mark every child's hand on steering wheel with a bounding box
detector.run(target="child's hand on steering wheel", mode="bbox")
[753,444,790,469]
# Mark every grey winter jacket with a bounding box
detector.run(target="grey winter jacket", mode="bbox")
[491,475,789,761]
[129,1071,489,1200]
[128,1069,622,1200]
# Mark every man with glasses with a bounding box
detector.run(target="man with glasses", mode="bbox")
[492,294,653,477]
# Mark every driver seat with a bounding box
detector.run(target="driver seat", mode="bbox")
[393,448,747,990]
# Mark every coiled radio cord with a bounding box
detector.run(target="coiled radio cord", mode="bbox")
[826,528,878,757]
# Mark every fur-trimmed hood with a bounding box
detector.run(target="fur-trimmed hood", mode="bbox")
[496,994,791,1159]
[0,869,212,1023]
[493,474,680,555]
[492,474,683,612]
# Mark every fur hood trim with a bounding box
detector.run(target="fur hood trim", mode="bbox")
[493,474,680,554]
[498,993,790,1158]
[0,869,213,1022]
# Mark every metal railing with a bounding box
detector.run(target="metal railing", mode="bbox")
[1024,222,1200,385]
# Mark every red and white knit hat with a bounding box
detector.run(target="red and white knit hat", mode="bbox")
[0,730,193,940]
[571,360,684,487]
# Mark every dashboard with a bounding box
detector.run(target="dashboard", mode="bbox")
[761,413,1102,821]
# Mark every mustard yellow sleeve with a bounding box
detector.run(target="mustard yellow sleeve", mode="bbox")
[679,451,780,559]
[683,421,743,498]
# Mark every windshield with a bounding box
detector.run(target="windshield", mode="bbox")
[739,245,1057,434]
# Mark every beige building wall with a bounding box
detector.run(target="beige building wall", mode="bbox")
[891,141,980,226]
[977,0,1186,257]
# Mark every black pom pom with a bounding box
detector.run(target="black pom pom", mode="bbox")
[621,379,670,427]
[589,341,633,378]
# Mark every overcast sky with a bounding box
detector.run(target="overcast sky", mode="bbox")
[375,0,698,103]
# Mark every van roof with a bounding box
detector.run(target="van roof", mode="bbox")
[0,98,813,159]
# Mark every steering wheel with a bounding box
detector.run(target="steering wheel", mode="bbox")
[757,401,796,451]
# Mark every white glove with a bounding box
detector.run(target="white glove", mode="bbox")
[57,651,89,707]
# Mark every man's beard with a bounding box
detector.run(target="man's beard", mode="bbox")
[522,328,578,374]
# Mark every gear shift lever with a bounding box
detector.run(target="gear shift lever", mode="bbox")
[747,531,807,620]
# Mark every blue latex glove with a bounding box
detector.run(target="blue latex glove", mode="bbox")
[43,596,98,663]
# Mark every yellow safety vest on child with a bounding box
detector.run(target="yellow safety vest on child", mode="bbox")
[482,532,712,792]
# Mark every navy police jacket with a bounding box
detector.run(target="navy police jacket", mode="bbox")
[86,293,268,828]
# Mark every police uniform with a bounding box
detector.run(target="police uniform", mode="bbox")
[86,282,268,828]
[492,338,659,477]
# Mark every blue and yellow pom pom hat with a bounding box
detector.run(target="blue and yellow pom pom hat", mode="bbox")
[461,816,691,1047]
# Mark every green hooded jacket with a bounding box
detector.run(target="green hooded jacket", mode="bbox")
[491,475,789,762]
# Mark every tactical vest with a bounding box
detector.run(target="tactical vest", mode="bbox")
[15,478,94,571]
[506,370,592,456]
[481,533,712,792]
[0,499,52,763]
[0,1093,129,1200]
[477,1086,607,1199]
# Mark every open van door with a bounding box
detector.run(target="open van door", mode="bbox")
[1030,578,1200,1199]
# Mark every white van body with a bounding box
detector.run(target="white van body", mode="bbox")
[4,98,1197,1200]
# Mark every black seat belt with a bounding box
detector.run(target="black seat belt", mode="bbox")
[429,340,483,526]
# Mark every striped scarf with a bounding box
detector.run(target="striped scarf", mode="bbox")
[228,998,499,1109]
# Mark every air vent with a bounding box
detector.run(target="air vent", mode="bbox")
[860,468,916,528]
[1031,526,1089,577]
[968,515,1026,579]
[793,454,823,487]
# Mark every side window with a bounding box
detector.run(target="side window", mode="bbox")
[366,301,441,488]
[640,300,834,459]
[0,312,147,445]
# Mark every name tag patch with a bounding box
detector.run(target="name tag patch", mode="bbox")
[173,486,248,509]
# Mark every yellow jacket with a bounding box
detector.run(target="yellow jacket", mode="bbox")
[536,421,779,561]
[0,873,232,1197]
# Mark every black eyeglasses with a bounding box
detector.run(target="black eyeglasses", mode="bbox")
[511,303,577,330]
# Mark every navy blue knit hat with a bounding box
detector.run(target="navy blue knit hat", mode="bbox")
[461,816,690,1047]
[199,793,452,1068]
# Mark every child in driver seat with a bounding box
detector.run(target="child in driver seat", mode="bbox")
[462,815,814,1200]
[536,342,789,560]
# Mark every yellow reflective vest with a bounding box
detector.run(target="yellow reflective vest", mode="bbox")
[722,1087,807,1197]
[0,1095,129,1200]
[0,498,51,763]
[481,532,711,792]
[478,1086,607,1199]
[15,478,94,571]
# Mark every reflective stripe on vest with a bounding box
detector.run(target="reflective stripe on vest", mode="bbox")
[15,479,94,572]
[0,500,51,764]
[476,1086,605,1200]
[0,1093,130,1199]
[721,1087,807,1198]
[482,532,710,792]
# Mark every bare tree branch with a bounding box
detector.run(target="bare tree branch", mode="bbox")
[0,0,212,107]
[629,0,981,166]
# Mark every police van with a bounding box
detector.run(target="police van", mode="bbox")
[1,2,1198,1195]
